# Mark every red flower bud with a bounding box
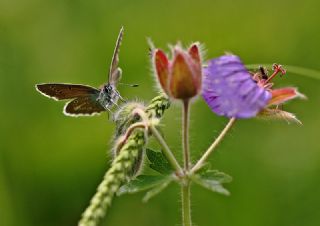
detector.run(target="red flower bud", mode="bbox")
[153,43,202,100]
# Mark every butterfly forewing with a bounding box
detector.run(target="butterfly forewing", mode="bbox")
[64,96,105,116]
[108,26,124,86]
[36,84,100,100]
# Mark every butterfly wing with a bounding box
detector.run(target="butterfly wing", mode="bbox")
[36,83,100,100]
[64,96,105,116]
[108,27,124,86]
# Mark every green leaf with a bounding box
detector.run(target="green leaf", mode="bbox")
[196,162,212,174]
[117,175,171,196]
[142,178,172,203]
[146,148,173,175]
[199,170,233,183]
[191,170,232,196]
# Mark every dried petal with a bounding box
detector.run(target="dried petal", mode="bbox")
[258,108,302,124]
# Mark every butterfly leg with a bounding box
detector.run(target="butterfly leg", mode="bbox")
[119,94,127,103]
[105,107,114,121]
[114,89,126,103]
[111,99,119,108]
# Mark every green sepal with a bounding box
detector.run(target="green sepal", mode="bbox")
[117,175,172,196]
[191,170,232,196]
[146,148,173,175]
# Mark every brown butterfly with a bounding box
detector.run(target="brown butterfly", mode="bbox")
[36,27,137,117]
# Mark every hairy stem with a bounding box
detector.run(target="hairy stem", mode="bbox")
[191,117,236,174]
[182,100,190,171]
[150,125,183,177]
[181,182,192,226]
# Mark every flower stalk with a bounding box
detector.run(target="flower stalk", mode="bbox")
[182,100,191,171]
[191,117,236,174]
[181,99,192,226]
[149,125,183,177]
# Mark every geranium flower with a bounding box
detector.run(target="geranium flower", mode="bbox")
[202,54,305,122]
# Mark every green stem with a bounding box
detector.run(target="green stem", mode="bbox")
[191,117,236,174]
[182,100,190,171]
[181,182,192,226]
[150,125,183,176]
[181,99,192,226]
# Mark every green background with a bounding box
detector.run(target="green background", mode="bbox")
[1,0,320,226]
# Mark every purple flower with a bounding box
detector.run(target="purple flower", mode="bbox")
[202,55,272,118]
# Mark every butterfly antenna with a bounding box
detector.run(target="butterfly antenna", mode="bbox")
[118,82,139,87]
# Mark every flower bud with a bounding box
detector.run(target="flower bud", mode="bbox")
[153,43,202,100]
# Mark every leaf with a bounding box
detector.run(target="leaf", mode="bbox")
[146,148,173,174]
[199,170,233,183]
[196,162,212,174]
[191,170,232,196]
[117,175,171,196]
[142,178,172,203]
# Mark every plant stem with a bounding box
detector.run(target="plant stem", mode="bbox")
[150,125,183,176]
[181,100,192,226]
[181,182,192,226]
[191,117,236,174]
[182,100,190,171]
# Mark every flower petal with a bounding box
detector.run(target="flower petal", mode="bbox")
[170,51,198,99]
[188,43,201,65]
[268,87,306,106]
[154,49,170,94]
[202,55,271,118]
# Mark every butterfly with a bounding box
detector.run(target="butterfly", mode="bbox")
[36,27,136,117]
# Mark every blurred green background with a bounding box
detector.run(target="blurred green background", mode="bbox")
[1,0,320,225]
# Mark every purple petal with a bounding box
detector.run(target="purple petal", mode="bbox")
[202,55,272,118]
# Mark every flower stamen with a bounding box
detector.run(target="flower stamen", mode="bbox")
[265,64,286,84]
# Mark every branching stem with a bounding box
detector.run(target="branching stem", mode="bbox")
[149,125,183,177]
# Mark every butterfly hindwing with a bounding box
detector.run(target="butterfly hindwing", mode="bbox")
[36,84,100,100]
[64,95,105,116]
